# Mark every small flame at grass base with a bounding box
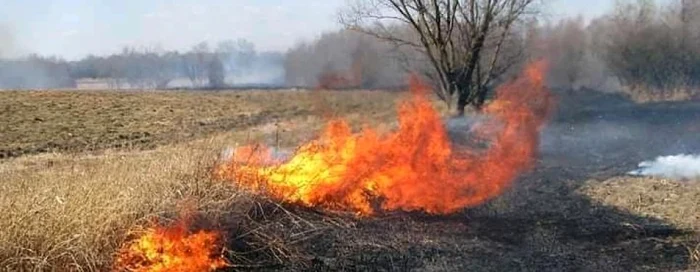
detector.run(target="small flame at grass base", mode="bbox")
[114,217,228,272]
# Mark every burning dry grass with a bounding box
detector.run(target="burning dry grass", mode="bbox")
[113,212,229,272]
[0,90,403,271]
[0,144,227,270]
[216,63,553,216]
[0,131,338,271]
[3,77,700,270]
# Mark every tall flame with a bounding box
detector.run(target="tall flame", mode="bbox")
[216,61,554,215]
[114,216,228,272]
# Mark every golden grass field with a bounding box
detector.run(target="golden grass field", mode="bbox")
[0,89,698,271]
[0,89,407,270]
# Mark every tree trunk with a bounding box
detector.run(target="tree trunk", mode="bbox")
[456,86,471,116]
[457,85,489,114]
[455,31,491,115]
[474,87,488,110]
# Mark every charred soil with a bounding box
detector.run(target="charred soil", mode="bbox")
[276,90,700,271]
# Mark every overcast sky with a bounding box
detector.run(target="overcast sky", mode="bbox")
[0,0,665,60]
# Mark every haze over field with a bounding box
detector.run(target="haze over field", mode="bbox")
[1,0,628,59]
[0,0,683,92]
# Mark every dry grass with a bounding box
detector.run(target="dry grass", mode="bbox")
[689,241,700,269]
[620,85,700,103]
[0,89,406,271]
[0,89,404,159]
[0,141,344,270]
[580,177,700,231]
[0,143,226,270]
[581,177,700,270]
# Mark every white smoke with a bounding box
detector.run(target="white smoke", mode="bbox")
[219,147,235,163]
[628,154,700,180]
[0,23,20,59]
[219,146,291,165]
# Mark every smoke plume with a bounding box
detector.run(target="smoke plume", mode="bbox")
[0,24,18,59]
[629,154,700,180]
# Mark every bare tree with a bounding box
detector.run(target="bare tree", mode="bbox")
[153,51,181,89]
[341,0,537,115]
[544,16,587,89]
[184,42,210,87]
[596,0,700,95]
[284,29,405,89]
[208,55,226,88]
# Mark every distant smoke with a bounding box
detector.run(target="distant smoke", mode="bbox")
[214,40,285,87]
[223,51,284,86]
[0,26,8,58]
[629,154,700,180]
[0,23,19,58]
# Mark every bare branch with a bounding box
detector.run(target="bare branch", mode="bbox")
[340,0,538,113]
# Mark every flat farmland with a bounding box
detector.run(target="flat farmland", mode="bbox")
[0,90,403,159]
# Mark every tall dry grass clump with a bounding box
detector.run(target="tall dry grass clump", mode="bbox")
[0,146,233,270]
[0,146,339,271]
[0,111,370,271]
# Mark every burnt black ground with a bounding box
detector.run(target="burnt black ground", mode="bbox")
[255,90,700,271]
[4,89,697,270]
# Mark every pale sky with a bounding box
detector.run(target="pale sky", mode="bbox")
[0,0,664,60]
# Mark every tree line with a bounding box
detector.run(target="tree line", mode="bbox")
[284,0,700,112]
[0,39,284,89]
[2,0,698,109]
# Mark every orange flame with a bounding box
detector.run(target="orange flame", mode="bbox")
[114,217,228,272]
[216,61,554,215]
